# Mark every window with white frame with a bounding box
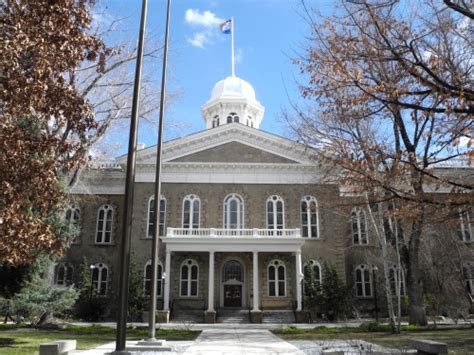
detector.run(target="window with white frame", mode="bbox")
[457,208,472,242]
[226,112,239,123]
[144,260,163,297]
[352,208,368,245]
[96,205,113,244]
[224,193,244,229]
[303,259,322,296]
[147,196,166,238]
[388,266,406,296]
[180,259,198,297]
[212,115,220,128]
[54,263,73,286]
[267,195,284,232]
[301,196,319,238]
[183,194,200,229]
[268,259,286,297]
[65,206,81,243]
[92,263,108,296]
[355,264,372,298]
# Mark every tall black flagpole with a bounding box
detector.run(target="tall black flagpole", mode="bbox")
[148,0,171,340]
[115,0,148,351]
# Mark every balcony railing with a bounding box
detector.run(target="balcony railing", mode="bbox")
[166,228,301,238]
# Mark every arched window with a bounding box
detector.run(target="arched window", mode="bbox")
[355,264,372,298]
[268,260,286,297]
[457,208,472,242]
[144,260,163,297]
[267,195,284,233]
[147,195,166,238]
[180,259,199,297]
[301,196,319,238]
[92,263,108,296]
[224,193,244,229]
[352,208,368,245]
[96,204,113,244]
[54,263,73,286]
[212,115,220,128]
[183,194,200,229]
[226,112,239,123]
[65,206,81,243]
[388,266,406,296]
[222,260,244,282]
[303,260,322,296]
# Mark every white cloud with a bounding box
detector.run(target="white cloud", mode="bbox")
[235,48,243,64]
[184,9,224,49]
[188,33,207,48]
[185,9,223,28]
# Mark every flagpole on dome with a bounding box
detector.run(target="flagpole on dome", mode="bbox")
[231,17,235,77]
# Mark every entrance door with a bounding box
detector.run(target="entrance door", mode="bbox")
[224,284,242,307]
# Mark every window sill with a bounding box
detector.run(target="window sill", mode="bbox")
[94,242,116,246]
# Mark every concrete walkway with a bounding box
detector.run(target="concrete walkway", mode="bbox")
[183,328,304,354]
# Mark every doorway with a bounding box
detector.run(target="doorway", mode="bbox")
[221,259,245,308]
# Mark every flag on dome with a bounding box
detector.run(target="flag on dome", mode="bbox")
[220,19,232,34]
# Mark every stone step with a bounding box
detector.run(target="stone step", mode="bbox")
[217,309,250,323]
[170,309,203,323]
[262,310,296,324]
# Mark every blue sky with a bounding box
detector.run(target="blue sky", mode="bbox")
[98,0,335,153]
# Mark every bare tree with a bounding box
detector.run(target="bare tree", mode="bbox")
[291,0,473,324]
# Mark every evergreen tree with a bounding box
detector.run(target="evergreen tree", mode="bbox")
[127,255,146,321]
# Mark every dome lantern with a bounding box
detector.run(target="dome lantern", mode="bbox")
[202,76,265,129]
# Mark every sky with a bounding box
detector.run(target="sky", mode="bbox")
[96,0,335,155]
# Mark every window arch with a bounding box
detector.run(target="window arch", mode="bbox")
[180,259,199,297]
[268,260,286,297]
[224,193,244,229]
[54,263,73,286]
[212,115,220,128]
[226,112,239,123]
[355,264,372,298]
[92,263,108,296]
[301,196,319,238]
[96,204,113,244]
[144,260,163,297]
[352,208,368,245]
[183,194,200,229]
[457,208,472,242]
[303,259,322,296]
[388,266,406,296]
[267,195,284,232]
[222,260,244,282]
[147,195,166,238]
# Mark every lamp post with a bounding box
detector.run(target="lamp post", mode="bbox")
[89,265,95,317]
[372,265,379,322]
[161,272,166,311]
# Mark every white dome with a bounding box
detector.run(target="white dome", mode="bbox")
[210,76,256,102]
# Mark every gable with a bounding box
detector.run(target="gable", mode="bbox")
[169,142,299,164]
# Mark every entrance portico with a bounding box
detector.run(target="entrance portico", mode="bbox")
[161,228,305,323]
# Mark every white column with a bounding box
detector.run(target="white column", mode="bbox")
[295,250,303,312]
[207,251,215,312]
[163,250,171,311]
[252,251,260,311]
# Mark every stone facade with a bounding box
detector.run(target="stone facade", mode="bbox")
[59,75,473,322]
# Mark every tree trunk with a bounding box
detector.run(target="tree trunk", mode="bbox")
[405,216,428,325]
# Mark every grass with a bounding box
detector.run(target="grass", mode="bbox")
[274,324,474,354]
[0,324,200,355]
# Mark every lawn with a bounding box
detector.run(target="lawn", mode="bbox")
[274,325,474,354]
[0,324,200,355]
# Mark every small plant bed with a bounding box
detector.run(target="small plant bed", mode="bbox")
[0,324,200,355]
[273,324,474,354]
